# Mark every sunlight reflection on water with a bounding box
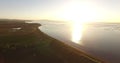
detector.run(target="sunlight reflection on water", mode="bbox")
[72,23,84,45]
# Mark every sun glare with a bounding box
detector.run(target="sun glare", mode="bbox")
[57,1,100,44]
[57,1,99,23]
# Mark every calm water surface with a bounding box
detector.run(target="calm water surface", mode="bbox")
[32,20,120,63]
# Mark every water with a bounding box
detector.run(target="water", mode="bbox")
[37,20,73,42]
[32,20,120,63]
[81,23,120,63]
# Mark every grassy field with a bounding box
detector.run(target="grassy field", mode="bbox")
[0,21,105,63]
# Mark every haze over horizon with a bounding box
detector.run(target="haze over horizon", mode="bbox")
[0,0,120,22]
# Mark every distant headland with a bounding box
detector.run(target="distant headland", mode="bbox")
[0,19,41,36]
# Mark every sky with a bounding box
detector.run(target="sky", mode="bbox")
[0,0,120,22]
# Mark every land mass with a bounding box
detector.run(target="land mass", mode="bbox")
[0,19,105,63]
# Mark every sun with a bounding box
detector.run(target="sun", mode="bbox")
[56,1,100,44]
[57,1,99,24]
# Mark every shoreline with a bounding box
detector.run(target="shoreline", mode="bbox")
[41,30,106,63]
[0,20,105,63]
